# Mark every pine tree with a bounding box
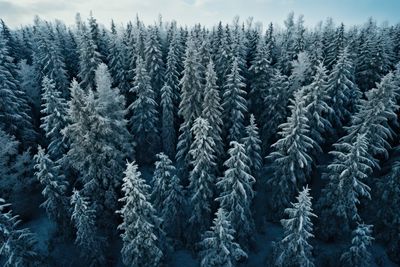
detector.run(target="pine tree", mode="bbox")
[273,186,316,267]
[129,56,160,163]
[318,134,373,239]
[261,69,290,147]
[199,208,247,267]
[343,72,399,160]
[217,141,255,246]
[248,36,273,125]
[340,224,374,267]
[242,114,262,177]
[0,34,36,146]
[223,56,248,143]
[40,76,68,160]
[160,83,176,159]
[187,117,217,242]
[267,93,315,218]
[202,60,223,158]
[326,47,360,128]
[77,25,102,90]
[117,161,163,267]
[176,36,203,177]
[300,62,332,148]
[0,199,41,266]
[34,146,69,226]
[70,190,106,266]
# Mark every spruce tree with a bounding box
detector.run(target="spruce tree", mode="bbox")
[267,93,315,218]
[217,141,255,246]
[199,208,247,267]
[242,114,262,177]
[202,60,223,158]
[340,224,374,267]
[129,56,160,163]
[326,47,360,128]
[318,134,373,240]
[117,161,163,267]
[70,190,106,266]
[223,56,248,143]
[273,186,316,267]
[40,76,68,160]
[187,117,217,242]
[34,146,69,226]
[160,84,176,159]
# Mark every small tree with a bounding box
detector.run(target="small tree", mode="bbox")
[242,114,262,178]
[199,208,247,267]
[340,224,374,267]
[273,186,316,267]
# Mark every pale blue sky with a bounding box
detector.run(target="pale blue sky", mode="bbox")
[0,0,399,28]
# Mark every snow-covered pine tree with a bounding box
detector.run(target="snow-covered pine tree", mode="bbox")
[176,35,203,178]
[248,36,273,125]
[199,208,247,267]
[129,56,160,163]
[217,141,255,246]
[261,69,290,149]
[273,186,316,267]
[340,224,374,267]
[34,146,69,227]
[145,25,165,100]
[161,84,176,159]
[70,190,106,266]
[0,33,36,146]
[300,62,333,149]
[0,199,41,266]
[202,60,223,158]
[343,71,399,160]
[267,93,315,218]
[76,24,102,90]
[117,161,163,267]
[187,117,217,242]
[242,114,262,178]
[326,47,360,128]
[223,56,248,143]
[40,76,68,160]
[0,129,18,189]
[288,51,313,95]
[317,134,373,240]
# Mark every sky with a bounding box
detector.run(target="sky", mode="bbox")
[0,0,399,29]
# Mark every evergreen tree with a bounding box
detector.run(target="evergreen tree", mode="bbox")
[187,117,217,242]
[326,47,360,128]
[176,36,203,177]
[0,199,41,266]
[160,84,176,159]
[242,114,262,177]
[300,63,332,148]
[40,76,68,160]
[117,161,163,267]
[70,190,106,266]
[129,56,160,163]
[217,141,255,246]
[273,186,316,267]
[340,224,374,267]
[202,60,223,158]
[34,146,69,226]
[343,72,399,159]
[267,93,315,218]
[261,69,290,147]
[199,208,247,267]
[223,56,248,143]
[0,34,36,146]
[318,134,373,239]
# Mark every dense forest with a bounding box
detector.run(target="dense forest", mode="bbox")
[0,11,400,266]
